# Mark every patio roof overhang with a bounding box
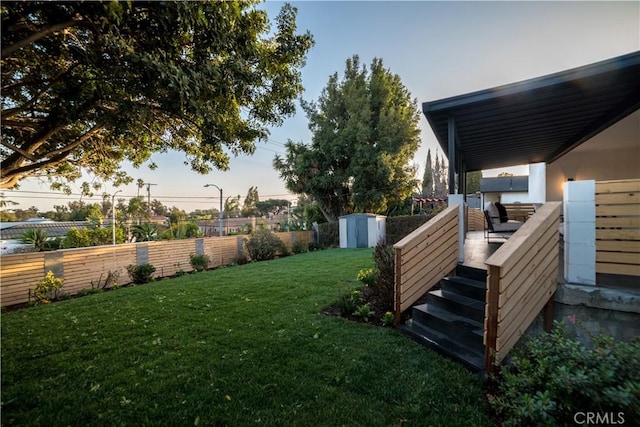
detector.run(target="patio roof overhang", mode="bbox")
[422,51,640,181]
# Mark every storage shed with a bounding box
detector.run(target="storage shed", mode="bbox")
[339,214,386,248]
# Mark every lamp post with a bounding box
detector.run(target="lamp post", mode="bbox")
[204,184,223,237]
[112,190,122,245]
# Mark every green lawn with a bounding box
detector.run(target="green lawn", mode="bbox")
[1,249,492,426]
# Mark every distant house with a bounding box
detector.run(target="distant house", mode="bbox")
[0,219,92,254]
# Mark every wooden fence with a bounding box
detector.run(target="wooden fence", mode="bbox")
[0,231,311,307]
[595,179,640,277]
[393,205,459,326]
[468,208,484,232]
[483,202,561,372]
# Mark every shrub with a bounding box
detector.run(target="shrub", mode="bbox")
[132,223,158,242]
[64,227,124,248]
[356,268,375,287]
[42,237,64,251]
[337,285,362,317]
[19,228,48,251]
[189,253,210,272]
[291,239,308,254]
[353,303,375,322]
[385,208,445,244]
[372,242,395,312]
[126,264,156,284]
[380,311,395,327]
[308,241,321,251]
[244,229,286,261]
[30,271,65,304]
[318,222,339,248]
[490,321,640,426]
[90,270,120,290]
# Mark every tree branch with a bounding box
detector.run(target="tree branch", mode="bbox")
[2,17,81,59]
[0,124,104,186]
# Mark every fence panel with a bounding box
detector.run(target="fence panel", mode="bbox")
[147,240,196,277]
[62,245,137,294]
[596,179,640,277]
[0,253,45,306]
[1,231,311,307]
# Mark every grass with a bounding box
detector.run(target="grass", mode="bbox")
[1,248,492,426]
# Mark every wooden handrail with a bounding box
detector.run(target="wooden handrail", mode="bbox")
[484,202,562,372]
[394,205,459,326]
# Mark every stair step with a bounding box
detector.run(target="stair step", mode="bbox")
[426,289,485,324]
[441,276,486,301]
[455,264,488,282]
[400,320,484,372]
[411,304,484,354]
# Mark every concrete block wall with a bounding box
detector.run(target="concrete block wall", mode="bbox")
[563,180,596,285]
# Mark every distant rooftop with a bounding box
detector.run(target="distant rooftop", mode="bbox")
[481,176,529,193]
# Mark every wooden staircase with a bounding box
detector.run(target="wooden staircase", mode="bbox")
[399,265,487,372]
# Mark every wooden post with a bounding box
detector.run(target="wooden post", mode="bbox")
[484,265,500,373]
[543,298,555,332]
[394,247,402,328]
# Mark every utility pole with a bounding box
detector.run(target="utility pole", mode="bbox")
[111,190,122,245]
[204,184,223,237]
[143,183,157,219]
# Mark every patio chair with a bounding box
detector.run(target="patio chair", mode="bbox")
[484,202,523,242]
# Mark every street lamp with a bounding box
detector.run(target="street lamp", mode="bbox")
[111,190,122,245]
[204,184,223,237]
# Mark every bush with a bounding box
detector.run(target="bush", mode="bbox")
[385,212,445,245]
[30,271,65,304]
[356,268,375,287]
[244,229,286,261]
[126,264,156,284]
[90,270,120,289]
[189,253,210,272]
[291,239,308,254]
[490,321,640,426]
[372,242,395,312]
[318,222,339,248]
[308,241,321,251]
[337,285,363,317]
[64,227,124,248]
[19,228,48,251]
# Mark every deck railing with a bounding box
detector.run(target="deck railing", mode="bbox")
[484,202,562,372]
[595,179,640,278]
[393,205,459,326]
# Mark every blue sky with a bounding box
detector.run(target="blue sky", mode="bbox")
[12,1,640,213]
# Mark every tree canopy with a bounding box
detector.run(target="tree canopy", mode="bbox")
[273,56,421,223]
[1,1,313,190]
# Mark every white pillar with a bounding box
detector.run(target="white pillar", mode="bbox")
[563,180,596,285]
[528,162,546,205]
[449,194,466,263]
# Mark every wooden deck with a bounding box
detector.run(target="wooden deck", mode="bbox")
[462,231,505,270]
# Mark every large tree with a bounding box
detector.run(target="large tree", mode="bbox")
[241,186,260,217]
[274,56,420,223]
[1,1,313,190]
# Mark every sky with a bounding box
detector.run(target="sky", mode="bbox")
[8,1,640,214]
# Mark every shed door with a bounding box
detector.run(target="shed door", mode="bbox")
[356,217,368,248]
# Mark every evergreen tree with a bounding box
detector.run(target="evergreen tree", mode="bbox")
[274,56,420,222]
[242,187,260,217]
[422,149,434,196]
